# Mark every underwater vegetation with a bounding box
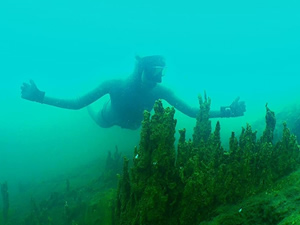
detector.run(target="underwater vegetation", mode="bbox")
[100,146,123,189]
[19,163,117,225]
[0,152,120,225]
[116,95,300,225]
[276,104,300,144]
[19,148,124,225]
[3,96,300,225]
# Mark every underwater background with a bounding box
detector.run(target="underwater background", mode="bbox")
[0,0,300,224]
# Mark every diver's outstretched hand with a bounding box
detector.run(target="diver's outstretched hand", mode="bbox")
[21,80,45,103]
[220,97,246,117]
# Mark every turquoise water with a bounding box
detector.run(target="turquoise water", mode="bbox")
[0,0,299,210]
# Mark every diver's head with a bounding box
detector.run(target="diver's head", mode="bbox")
[137,55,166,83]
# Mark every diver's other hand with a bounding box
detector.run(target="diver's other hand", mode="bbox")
[220,97,246,118]
[21,80,45,103]
[230,97,246,117]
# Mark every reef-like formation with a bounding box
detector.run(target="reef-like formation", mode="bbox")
[116,96,300,225]
[100,146,123,188]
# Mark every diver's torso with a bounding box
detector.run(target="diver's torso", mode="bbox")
[101,80,160,129]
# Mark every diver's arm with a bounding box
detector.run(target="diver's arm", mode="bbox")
[209,110,222,118]
[207,100,246,118]
[21,79,114,110]
[156,86,245,118]
[156,86,199,118]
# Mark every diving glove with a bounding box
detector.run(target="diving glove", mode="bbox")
[21,80,45,103]
[220,97,246,118]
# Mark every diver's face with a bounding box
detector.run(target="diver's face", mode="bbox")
[144,66,165,83]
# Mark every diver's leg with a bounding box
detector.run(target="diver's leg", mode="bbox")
[87,106,111,128]
[87,99,115,128]
[87,105,99,124]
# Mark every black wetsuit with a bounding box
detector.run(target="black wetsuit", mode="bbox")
[42,76,200,129]
[21,56,228,129]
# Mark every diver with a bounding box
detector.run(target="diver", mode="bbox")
[21,55,246,130]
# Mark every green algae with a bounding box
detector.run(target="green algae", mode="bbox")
[116,96,300,225]
[13,96,300,225]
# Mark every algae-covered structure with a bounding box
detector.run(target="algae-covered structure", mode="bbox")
[116,95,300,225]
[7,96,300,225]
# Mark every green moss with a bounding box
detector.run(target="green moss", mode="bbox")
[260,103,276,143]
[193,93,212,147]
[17,96,300,225]
[116,97,300,225]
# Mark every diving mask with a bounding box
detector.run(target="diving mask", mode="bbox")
[144,65,166,83]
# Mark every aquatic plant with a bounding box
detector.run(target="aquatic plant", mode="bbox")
[17,96,300,225]
[116,96,300,225]
[22,180,116,225]
[275,103,300,144]
[100,146,123,188]
[116,100,178,224]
